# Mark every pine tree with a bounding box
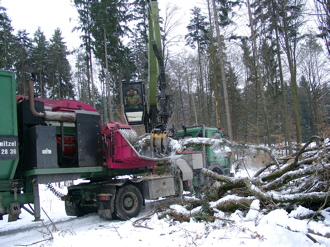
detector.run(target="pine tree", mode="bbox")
[48,28,74,99]
[0,6,16,70]
[73,0,95,106]
[31,28,49,98]
[185,7,210,124]
[129,0,149,81]
[14,29,32,94]
[206,0,221,128]
[74,0,135,121]
[74,48,90,103]
[211,0,241,140]
[252,0,293,149]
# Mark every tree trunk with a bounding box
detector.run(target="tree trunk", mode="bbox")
[280,3,302,147]
[88,50,95,108]
[211,0,233,140]
[178,77,186,124]
[104,26,113,122]
[197,44,206,124]
[247,0,271,146]
[185,58,198,125]
[272,5,291,153]
[207,0,221,128]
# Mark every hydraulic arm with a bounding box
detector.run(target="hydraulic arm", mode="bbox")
[147,0,173,155]
[148,0,172,129]
[123,1,173,156]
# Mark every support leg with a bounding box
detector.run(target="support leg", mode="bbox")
[32,178,41,221]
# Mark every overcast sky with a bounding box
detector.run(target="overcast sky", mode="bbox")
[1,0,201,50]
[2,0,79,49]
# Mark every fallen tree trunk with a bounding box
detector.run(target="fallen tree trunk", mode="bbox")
[199,136,329,212]
[263,163,330,191]
[156,136,329,223]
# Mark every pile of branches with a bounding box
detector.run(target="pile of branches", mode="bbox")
[169,136,330,221]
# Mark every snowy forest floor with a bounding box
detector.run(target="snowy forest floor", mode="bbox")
[0,169,329,246]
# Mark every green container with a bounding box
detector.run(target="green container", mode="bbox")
[0,70,19,180]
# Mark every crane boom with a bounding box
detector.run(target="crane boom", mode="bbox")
[122,0,173,156]
[148,0,172,131]
[147,0,173,156]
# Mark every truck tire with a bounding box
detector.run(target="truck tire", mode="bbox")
[65,200,87,217]
[114,184,143,220]
[65,200,96,217]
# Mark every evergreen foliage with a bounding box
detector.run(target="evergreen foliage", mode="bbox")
[0,6,16,71]
[47,29,73,99]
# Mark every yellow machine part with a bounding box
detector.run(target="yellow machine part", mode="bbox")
[151,132,169,157]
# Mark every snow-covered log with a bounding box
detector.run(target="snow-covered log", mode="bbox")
[263,163,330,191]
[199,136,329,213]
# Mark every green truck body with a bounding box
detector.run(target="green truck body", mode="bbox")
[176,125,232,176]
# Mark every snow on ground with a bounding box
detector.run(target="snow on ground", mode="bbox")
[1,185,329,247]
[1,173,330,246]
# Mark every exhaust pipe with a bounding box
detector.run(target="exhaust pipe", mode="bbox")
[28,79,76,122]
[28,79,44,118]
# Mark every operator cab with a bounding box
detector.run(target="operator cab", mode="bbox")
[122,81,146,125]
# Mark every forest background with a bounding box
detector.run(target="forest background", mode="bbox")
[0,0,329,148]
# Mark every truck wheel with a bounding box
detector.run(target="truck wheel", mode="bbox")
[65,200,97,217]
[114,184,143,220]
[65,200,85,217]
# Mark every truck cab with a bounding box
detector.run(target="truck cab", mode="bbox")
[176,125,232,176]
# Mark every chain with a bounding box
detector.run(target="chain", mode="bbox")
[45,183,66,199]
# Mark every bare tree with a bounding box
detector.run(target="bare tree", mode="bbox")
[161,2,184,68]
[298,32,330,138]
